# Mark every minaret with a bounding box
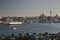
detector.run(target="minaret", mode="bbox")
[50,10,52,17]
[50,10,53,24]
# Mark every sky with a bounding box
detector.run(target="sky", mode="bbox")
[0,0,60,17]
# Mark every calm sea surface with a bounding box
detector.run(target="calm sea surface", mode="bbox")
[0,23,60,35]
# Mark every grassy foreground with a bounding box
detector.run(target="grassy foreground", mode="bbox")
[0,32,60,40]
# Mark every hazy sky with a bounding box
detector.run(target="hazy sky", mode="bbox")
[0,0,60,17]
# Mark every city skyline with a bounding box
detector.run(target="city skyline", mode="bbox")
[0,0,60,17]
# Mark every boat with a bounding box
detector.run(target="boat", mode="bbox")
[51,22,53,24]
[13,27,16,30]
[8,21,23,25]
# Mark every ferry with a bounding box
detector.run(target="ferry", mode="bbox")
[8,21,23,25]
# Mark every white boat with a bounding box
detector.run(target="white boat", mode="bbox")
[8,21,23,25]
[13,27,16,30]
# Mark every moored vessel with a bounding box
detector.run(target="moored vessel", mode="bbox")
[8,21,23,25]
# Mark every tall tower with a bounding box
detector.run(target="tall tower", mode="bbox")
[50,10,53,23]
[50,10,52,17]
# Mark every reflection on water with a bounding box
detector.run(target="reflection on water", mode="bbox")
[0,23,60,35]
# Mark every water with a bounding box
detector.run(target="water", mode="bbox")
[0,23,60,35]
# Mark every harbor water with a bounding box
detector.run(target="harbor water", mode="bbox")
[0,23,60,35]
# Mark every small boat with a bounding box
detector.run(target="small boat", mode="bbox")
[13,27,16,30]
[48,21,53,24]
[51,22,53,24]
